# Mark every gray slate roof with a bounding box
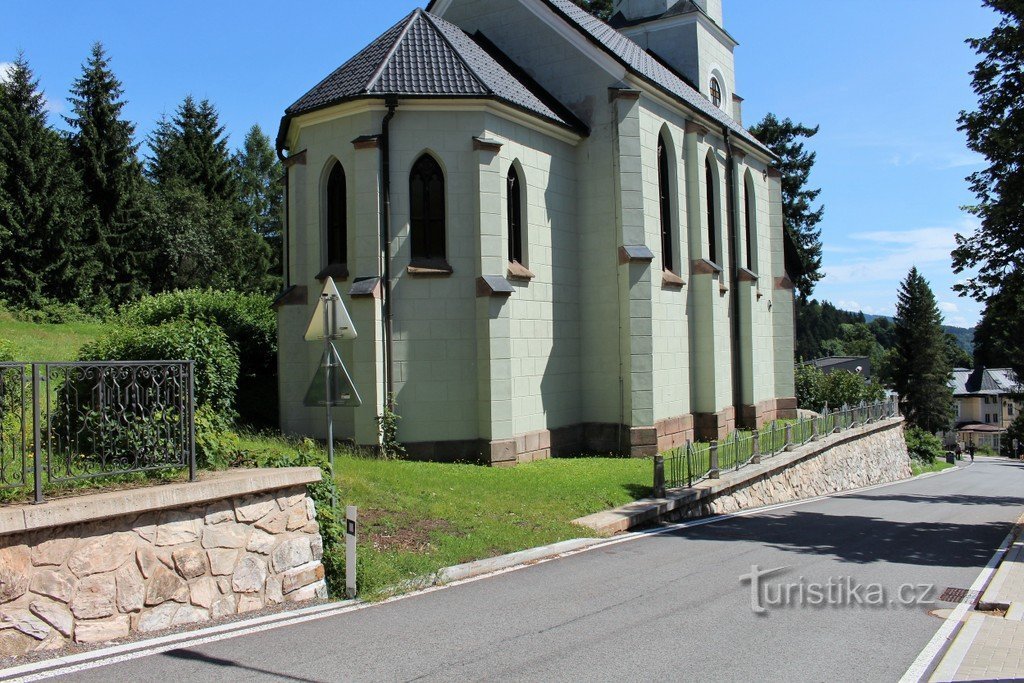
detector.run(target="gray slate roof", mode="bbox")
[539,0,770,154]
[282,9,574,140]
[951,368,1021,396]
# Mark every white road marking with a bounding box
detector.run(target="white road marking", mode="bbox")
[3,463,968,682]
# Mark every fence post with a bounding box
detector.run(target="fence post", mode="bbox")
[709,441,720,479]
[31,364,42,505]
[812,416,820,440]
[188,362,196,483]
[751,431,761,464]
[653,455,666,498]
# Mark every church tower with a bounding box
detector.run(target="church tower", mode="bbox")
[609,0,741,123]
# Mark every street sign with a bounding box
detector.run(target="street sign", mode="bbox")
[304,277,357,341]
[303,343,362,408]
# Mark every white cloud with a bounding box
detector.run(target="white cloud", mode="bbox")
[939,301,960,314]
[0,62,63,115]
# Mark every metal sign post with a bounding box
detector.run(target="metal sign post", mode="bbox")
[322,290,337,510]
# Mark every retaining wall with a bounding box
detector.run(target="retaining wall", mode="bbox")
[0,468,326,656]
[575,417,912,534]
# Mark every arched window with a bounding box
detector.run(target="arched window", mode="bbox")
[657,136,674,272]
[705,158,718,263]
[507,166,523,264]
[326,162,347,267]
[709,77,723,108]
[409,154,446,262]
[744,174,756,272]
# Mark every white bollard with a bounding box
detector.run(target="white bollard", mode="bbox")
[346,505,357,599]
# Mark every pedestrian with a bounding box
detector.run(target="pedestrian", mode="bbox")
[955,443,963,461]
[968,444,975,462]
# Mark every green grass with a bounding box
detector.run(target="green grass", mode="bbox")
[0,311,107,361]
[910,458,955,476]
[237,433,651,599]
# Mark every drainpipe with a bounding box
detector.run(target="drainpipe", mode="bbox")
[724,129,743,424]
[380,97,399,410]
[276,145,292,289]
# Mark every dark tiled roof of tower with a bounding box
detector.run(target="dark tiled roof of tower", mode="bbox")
[282,9,575,137]
[540,0,770,154]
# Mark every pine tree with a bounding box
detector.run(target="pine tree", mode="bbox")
[65,43,149,304]
[0,54,83,307]
[893,268,955,433]
[147,96,235,202]
[234,125,282,286]
[748,114,825,301]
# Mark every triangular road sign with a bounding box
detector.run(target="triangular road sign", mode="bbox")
[304,277,357,341]
[303,342,362,408]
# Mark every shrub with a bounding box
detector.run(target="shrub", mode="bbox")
[119,290,277,426]
[12,299,108,325]
[905,426,944,464]
[194,406,242,470]
[796,364,886,413]
[79,321,240,418]
[0,338,14,363]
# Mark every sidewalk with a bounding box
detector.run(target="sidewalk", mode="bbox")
[930,524,1024,681]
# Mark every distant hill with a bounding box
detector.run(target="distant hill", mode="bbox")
[860,313,975,354]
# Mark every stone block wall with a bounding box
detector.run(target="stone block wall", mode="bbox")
[0,470,326,656]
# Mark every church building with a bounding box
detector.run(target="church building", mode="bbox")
[274,0,796,465]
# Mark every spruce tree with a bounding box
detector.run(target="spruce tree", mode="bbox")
[65,43,149,304]
[0,55,83,307]
[234,125,282,286]
[748,114,825,301]
[147,96,235,202]
[893,268,955,433]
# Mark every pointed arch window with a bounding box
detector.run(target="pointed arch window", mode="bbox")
[657,136,674,272]
[706,158,718,264]
[507,166,524,264]
[410,154,446,264]
[326,161,347,268]
[744,175,756,272]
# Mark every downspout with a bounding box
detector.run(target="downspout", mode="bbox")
[276,147,291,289]
[724,129,743,423]
[380,97,399,410]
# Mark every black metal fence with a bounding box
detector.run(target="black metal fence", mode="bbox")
[655,398,900,495]
[0,361,196,503]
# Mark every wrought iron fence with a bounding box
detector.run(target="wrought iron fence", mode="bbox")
[0,361,195,504]
[655,397,900,495]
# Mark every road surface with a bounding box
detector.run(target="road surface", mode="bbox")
[52,459,1024,682]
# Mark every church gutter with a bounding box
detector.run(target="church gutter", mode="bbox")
[724,128,744,426]
[380,97,399,412]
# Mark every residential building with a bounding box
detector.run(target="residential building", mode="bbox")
[949,367,1021,450]
[274,0,796,464]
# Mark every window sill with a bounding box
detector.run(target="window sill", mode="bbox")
[407,259,453,277]
[315,263,349,282]
[662,270,685,288]
[506,261,535,280]
[691,258,723,276]
[738,267,759,283]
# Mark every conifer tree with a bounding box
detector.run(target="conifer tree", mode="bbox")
[65,43,149,304]
[0,55,82,307]
[234,125,282,284]
[893,268,955,433]
[148,96,235,202]
[748,114,825,301]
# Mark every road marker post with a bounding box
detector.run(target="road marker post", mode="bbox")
[346,505,358,599]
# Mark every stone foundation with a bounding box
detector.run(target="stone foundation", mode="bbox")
[0,468,326,657]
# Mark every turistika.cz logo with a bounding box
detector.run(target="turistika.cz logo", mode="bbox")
[739,565,938,614]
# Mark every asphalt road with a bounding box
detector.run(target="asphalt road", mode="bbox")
[58,459,1024,682]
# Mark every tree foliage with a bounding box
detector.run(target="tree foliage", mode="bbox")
[954,0,1024,300]
[571,0,613,20]
[972,277,1024,374]
[892,268,955,433]
[748,114,825,301]
[234,125,282,288]
[795,364,885,413]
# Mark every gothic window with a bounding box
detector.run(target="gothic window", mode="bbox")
[507,166,523,264]
[744,174,755,271]
[706,158,718,264]
[710,77,723,108]
[325,162,347,267]
[657,136,674,272]
[409,154,446,262]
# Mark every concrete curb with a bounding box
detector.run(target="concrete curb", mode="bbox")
[434,538,602,584]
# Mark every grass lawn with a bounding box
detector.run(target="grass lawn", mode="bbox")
[910,458,956,476]
[0,311,106,361]
[237,434,651,599]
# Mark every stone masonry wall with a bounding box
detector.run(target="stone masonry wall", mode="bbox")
[0,483,326,656]
[678,420,912,520]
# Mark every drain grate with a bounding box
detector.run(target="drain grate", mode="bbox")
[939,587,971,603]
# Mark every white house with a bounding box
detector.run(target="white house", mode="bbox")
[274,0,796,465]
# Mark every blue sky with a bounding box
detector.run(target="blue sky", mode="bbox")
[0,1,997,327]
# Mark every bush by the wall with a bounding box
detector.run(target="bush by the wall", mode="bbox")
[796,364,886,413]
[905,426,944,464]
[119,290,277,426]
[80,321,240,418]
